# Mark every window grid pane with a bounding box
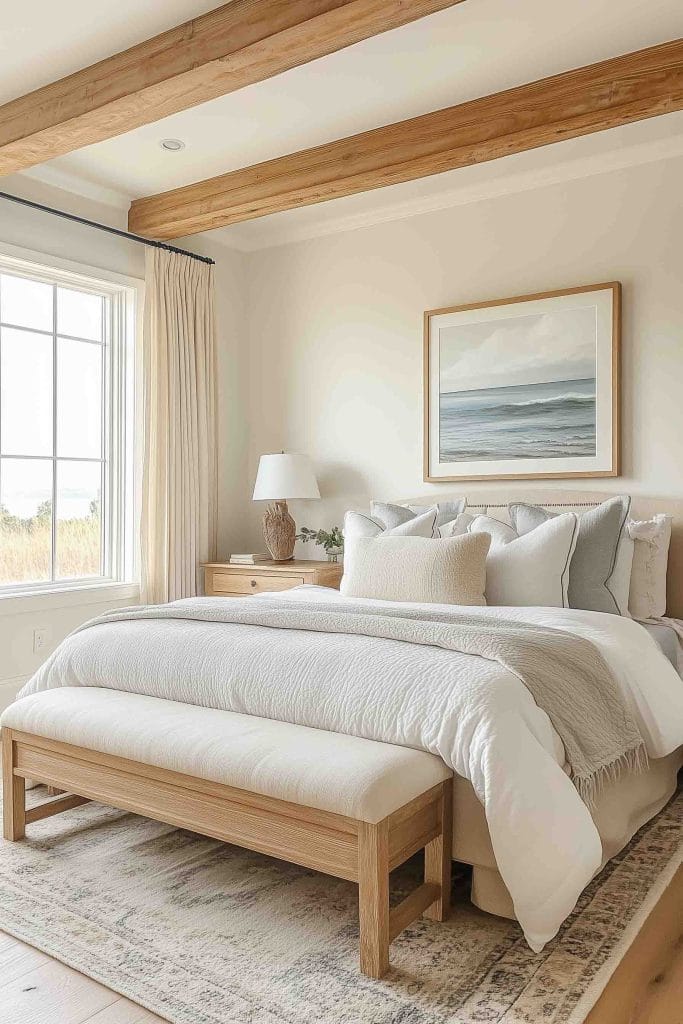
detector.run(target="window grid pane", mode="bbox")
[57,336,103,458]
[0,271,112,591]
[0,327,53,455]
[57,286,104,342]
[55,458,104,580]
[0,457,53,585]
[0,273,53,332]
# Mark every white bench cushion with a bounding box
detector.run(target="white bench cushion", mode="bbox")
[1,688,451,823]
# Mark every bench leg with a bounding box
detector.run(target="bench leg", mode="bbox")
[2,728,25,841]
[423,777,452,922]
[358,819,390,978]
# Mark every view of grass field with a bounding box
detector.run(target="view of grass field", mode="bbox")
[0,501,101,585]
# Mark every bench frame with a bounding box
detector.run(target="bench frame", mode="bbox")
[2,725,451,978]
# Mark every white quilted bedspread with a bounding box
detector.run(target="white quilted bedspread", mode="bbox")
[18,586,683,952]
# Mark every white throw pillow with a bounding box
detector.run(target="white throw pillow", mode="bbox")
[627,514,672,619]
[469,513,579,607]
[340,533,490,604]
[344,508,438,541]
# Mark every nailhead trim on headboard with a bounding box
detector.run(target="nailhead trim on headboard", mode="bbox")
[468,502,598,509]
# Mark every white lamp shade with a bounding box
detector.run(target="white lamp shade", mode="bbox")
[252,453,320,501]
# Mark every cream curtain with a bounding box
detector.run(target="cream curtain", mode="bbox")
[141,248,218,603]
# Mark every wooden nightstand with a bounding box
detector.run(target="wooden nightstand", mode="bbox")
[202,559,343,597]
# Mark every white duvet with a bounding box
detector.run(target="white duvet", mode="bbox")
[18,586,683,952]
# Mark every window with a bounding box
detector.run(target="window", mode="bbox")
[0,254,136,595]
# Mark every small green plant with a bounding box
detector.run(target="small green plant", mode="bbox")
[296,525,344,551]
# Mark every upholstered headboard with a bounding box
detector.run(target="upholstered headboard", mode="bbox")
[401,489,683,619]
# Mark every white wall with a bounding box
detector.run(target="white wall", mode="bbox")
[244,156,683,552]
[0,176,249,708]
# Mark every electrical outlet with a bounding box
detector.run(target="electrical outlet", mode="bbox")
[33,627,50,654]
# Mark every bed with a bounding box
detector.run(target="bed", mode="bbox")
[400,489,683,920]
[4,489,683,954]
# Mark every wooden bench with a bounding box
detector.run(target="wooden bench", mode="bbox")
[2,687,452,978]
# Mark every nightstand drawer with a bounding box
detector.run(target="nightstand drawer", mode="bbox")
[210,572,306,595]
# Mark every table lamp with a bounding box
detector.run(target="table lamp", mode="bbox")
[252,453,321,561]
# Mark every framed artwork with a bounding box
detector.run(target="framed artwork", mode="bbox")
[423,282,620,482]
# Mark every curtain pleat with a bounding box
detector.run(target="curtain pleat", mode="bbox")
[141,249,218,603]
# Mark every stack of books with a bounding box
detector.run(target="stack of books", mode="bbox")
[229,553,272,565]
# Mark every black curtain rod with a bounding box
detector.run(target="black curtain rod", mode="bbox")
[0,191,215,266]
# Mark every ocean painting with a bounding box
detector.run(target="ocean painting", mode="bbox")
[440,378,596,461]
[438,306,598,463]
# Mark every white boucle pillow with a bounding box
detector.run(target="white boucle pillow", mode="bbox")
[340,533,490,604]
[468,513,579,607]
[627,514,672,619]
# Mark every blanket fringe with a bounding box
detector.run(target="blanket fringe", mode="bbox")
[574,743,650,810]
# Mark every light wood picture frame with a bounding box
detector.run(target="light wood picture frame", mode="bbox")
[423,282,621,482]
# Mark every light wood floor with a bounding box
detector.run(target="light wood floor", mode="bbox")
[0,931,164,1024]
[0,866,680,1024]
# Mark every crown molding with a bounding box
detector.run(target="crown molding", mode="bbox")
[20,164,131,210]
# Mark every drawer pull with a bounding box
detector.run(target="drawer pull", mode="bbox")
[250,579,257,587]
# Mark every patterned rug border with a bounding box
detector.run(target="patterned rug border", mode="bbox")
[563,850,682,1024]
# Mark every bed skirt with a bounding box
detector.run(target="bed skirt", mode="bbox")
[454,746,683,919]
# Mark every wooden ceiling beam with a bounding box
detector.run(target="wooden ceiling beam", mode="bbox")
[0,0,466,175]
[127,38,683,240]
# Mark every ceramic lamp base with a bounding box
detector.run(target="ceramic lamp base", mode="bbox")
[263,500,296,561]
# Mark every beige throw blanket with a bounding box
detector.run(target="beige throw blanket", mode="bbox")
[79,597,647,805]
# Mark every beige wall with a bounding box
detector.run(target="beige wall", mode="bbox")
[244,156,683,552]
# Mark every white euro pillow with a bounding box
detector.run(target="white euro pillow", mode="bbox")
[468,513,579,607]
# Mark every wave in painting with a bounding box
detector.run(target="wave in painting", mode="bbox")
[439,378,596,462]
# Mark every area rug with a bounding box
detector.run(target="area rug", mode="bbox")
[0,785,680,1024]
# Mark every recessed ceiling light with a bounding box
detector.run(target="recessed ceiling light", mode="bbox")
[160,139,185,152]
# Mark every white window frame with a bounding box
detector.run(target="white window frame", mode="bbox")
[0,242,142,609]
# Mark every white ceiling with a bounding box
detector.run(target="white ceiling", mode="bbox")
[4,0,683,249]
[0,1,221,104]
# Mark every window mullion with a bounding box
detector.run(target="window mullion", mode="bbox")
[0,275,3,535]
[101,296,107,578]
[51,283,57,582]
